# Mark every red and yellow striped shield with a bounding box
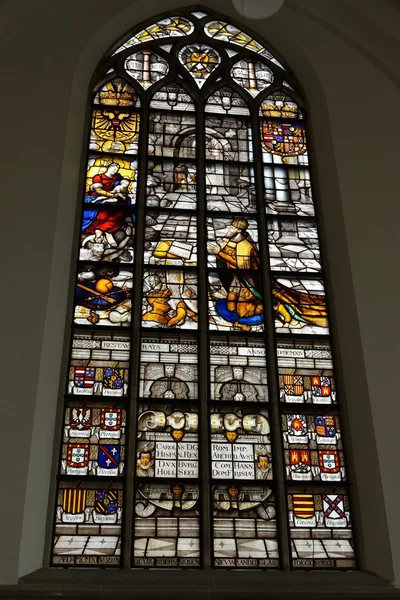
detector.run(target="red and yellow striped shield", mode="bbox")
[63,489,86,514]
[293,493,314,519]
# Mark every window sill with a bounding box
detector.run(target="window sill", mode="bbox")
[1,569,399,599]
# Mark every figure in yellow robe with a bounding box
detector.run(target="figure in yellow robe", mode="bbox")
[208,217,263,331]
[208,216,329,331]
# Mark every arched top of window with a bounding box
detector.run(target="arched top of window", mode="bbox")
[98,9,302,111]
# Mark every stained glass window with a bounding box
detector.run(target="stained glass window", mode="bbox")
[51,8,356,571]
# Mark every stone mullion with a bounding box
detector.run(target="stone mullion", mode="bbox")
[197,100,212,569]
[123,100,149,569]
[251,106,291,569]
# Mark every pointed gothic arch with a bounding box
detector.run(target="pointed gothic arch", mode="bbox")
[50,7,357,571]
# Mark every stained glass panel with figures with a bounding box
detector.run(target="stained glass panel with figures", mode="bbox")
[53,8,356,573]
[137,403,199,479]
[133,482,200,567]
[272,277,329,335]
[210,337,268,403]
[208,270,264,332]
[207,216,259,269]
[210,406,272,480]
[74,265,132,327]
[142,270,198,330]
[84,154,137,206]
[79,206,134,264]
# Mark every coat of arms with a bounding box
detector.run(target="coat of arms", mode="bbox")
[323,494,344,518]
[70,407,92,431]
[283,375,304,401]
[98,444,120,472]
[103,368,124,390]
[311,376,331,400]
[67,443,89,468]
[315,415,336,437]
[95,489,119,515]
[292,493,315,522]
[62,488,87,514]
[100,408,122,430]
[74,367,95,389]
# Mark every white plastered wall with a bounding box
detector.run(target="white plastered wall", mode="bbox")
[0,0,399,586]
